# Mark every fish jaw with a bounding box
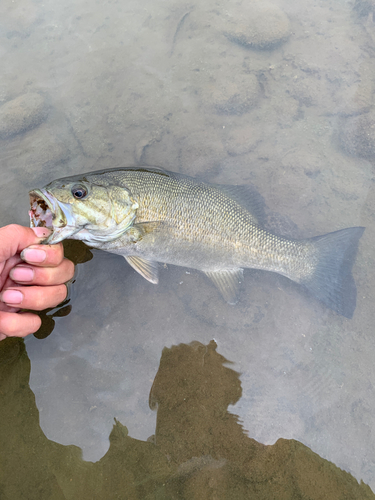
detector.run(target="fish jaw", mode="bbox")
[29,189,79,244]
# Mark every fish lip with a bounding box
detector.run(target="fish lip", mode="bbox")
[28,189,76,244]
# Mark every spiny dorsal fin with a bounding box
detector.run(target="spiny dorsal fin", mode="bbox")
[204,269,244,304]
[125,256,159,283]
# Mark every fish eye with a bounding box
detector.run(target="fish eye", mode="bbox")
[71,185,88,200]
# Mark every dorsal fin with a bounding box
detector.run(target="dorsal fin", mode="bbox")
[91,165,172,178]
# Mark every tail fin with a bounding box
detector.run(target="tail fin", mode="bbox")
[301,227,364,318]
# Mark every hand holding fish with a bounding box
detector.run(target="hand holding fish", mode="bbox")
[0,224,75,341]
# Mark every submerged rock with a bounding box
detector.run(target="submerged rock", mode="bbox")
[203,73,260,115]
[224,124,264,156]
[0,93,48,139]
[338,112,375,159]
[223,3,291,50]
[353,0,375,17]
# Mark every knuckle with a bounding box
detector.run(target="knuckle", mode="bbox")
[4,224,23,240]
[44,243,64,264]
[41,270,56,286]
[65,259,75,280]
[33,290,47,311]
[30,286,55,311]
[43,286,67,309]
[19,284,68,312]
[6,223,20,232]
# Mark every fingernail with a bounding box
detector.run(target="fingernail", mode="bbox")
[21,248,47,263]
[10,266,34,282]
[1,290,23,305]
[32,227,51,238]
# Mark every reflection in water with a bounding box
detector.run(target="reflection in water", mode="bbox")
[0,338,373,499]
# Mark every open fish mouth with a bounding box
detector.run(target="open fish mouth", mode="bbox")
[29,189,76,243]
[29,190,55,229]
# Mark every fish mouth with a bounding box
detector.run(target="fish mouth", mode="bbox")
[29,189,77,244]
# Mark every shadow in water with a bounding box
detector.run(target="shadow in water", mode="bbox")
[0,337,373,499]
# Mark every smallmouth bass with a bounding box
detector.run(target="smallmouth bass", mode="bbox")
[29,166,364,318]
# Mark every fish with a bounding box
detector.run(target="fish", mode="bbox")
[28,166,364,318]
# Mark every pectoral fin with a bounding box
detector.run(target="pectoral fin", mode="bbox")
[133,221,163,236]
[125,221,163,243]
[204,269,244,304]
[125,256,159,284]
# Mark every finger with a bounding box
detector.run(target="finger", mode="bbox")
[0,285,68,311]
[10,258,75,286]
[0,225,51,262]
[21,242,65,267]
[0,311,41,337]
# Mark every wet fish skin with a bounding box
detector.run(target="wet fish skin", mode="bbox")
[29,166,364,318]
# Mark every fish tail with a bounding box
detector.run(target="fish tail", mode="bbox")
[301,227,365,318]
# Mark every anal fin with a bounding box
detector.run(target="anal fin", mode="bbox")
[204,269,244,305]
[125,256,159,284]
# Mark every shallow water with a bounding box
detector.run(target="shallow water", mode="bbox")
[1,0,375,497]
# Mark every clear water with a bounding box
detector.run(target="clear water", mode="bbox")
[1,0,375,497]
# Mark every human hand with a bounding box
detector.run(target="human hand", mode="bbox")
[0,224,75,340]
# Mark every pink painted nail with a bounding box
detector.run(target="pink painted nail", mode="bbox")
[1,290,23,305]
[10,266,34,282]
[32,227,51,238]
[21,248,47,264]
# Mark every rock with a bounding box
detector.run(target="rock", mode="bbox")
[175,130,227,177]
[335,79,373,116]
[338,112,375,159]
[223,124,264,156]
[353,0,375,17]
[2,121,73,177]
[203,73,260,115]
[334,60,375,116]
[24,126,70,169]
[0,0,37,33]
[223,3,291,50]
[0,93,48,139]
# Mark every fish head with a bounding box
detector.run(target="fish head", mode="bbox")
[29,175,139,245]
